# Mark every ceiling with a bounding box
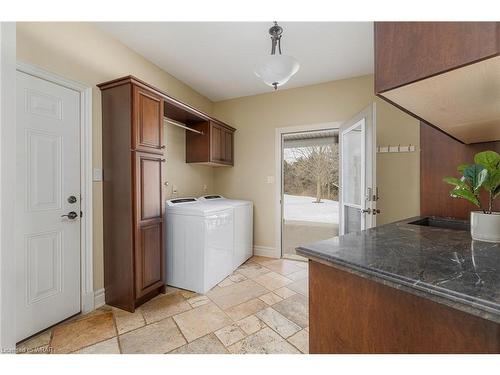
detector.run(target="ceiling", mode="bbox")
[96,22,374,101]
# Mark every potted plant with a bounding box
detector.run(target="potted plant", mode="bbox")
[444,150,500,243]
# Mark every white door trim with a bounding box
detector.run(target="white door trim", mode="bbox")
[16,61,94,314]
[0,22,17,352]
[274,122,341,259]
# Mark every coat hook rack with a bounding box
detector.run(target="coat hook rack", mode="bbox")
[377,144,416,153]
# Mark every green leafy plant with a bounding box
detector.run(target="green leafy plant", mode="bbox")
[443,151,500,214]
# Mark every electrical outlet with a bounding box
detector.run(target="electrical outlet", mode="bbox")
[172,184,178,197]
[266,176,275,184]
[203,184,208,193]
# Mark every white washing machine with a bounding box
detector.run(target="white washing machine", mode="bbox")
[165,198,234,294]
[199,195,253,269]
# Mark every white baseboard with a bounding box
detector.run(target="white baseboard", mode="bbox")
[94,288,105,309]
[253,245,280,259]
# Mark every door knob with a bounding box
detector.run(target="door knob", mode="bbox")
[360,208,372,214]
[61,211,78,220]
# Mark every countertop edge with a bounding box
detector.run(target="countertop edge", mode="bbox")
[297,247,500,325]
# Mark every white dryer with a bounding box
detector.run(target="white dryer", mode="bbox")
[199,195,253,269]
[165,198,234,294]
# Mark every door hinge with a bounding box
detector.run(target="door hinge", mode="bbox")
[80,211,83,218]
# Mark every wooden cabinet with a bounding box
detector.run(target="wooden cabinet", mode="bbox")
[309,260,500,353]
[133,86,164,154]
[186,121,235,166]
[98,77,166,312]
[375,22,500,144]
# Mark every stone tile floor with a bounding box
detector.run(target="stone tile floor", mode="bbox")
[16,256,309,354]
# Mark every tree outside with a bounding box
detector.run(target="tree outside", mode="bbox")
[284,142,339,203]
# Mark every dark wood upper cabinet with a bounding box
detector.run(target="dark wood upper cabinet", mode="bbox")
[374,22,500,144]
[133,86,164,154]
[186,121,235,166]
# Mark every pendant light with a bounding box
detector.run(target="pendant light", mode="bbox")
[254,22,300,90]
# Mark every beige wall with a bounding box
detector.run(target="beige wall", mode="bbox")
[212,75,420,250]
[16,22,216,291]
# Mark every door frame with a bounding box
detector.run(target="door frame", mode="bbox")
[15,61,94,315]
[274,122,341,259]
[1,22,17,351]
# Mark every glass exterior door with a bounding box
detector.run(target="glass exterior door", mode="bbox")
[339,104,376,235]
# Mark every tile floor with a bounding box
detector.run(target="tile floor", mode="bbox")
[16,256,309,354]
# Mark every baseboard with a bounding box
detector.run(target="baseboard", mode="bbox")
[253,245,280,259]
[94,288,105,309]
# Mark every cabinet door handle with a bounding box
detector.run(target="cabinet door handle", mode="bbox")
[161,159,166,162]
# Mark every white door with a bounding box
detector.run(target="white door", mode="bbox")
[339,103,376,235]
[16,71,81,341]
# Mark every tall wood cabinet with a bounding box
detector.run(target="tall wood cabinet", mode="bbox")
[98,77,166,312]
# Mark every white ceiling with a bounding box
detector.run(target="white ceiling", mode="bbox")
[96,22,374,101]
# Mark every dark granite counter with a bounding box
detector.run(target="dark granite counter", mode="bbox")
[297,216,500,324]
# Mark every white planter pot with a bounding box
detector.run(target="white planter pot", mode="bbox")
[470,211,500,243]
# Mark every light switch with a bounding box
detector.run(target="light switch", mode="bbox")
[93,168,103,182]
[266,176,275,184]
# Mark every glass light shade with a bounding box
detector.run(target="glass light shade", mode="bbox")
[254,54,300,88]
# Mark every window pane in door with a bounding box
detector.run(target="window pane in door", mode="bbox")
[344,206,361,234]
[342,124,363,206]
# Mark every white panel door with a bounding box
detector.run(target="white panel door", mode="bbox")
[16,71,81,341]
[339,103,376,235]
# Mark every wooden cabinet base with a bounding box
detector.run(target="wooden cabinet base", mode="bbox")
[309,261,500,353]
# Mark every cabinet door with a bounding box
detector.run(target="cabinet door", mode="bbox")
[210,122,234,165]
[224,130,233,165]
[210,123,224,163]
[133,86,164,154]
[133,152,165,298]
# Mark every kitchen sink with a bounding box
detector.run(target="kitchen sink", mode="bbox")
[408,217,470,231]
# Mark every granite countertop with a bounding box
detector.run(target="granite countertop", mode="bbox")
[296,216,500,323]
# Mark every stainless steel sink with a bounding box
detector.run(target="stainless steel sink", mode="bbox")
[408,217,470,231]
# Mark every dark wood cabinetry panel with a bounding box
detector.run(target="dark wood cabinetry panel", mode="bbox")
[224,130,233,163]
[135,221,163,298]
[135,152,163,220]
[101,83,135,312]
[375,22,500,93]
[133,86,164,154]
[210,124,224,162]
[185,121,210,163]
[309,260,500,353]
[420,124,500,219]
